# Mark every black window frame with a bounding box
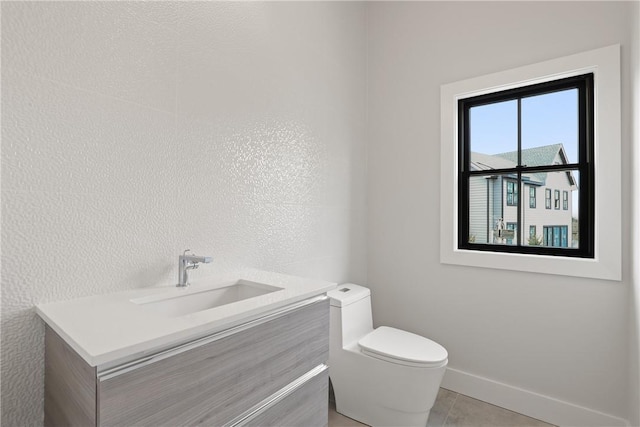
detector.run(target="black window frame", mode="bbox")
[554,190,560,210]
[563,191,569,210]
[458,73,594,258]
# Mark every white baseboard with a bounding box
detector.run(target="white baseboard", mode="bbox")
[441,367,629,427]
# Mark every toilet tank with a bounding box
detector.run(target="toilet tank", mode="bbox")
[327,284,373,347]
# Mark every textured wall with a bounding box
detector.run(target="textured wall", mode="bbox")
[1,2,367,426]
[366,1,633,423]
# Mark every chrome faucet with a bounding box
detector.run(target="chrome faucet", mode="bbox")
[177,249,213,287]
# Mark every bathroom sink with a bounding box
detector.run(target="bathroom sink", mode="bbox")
[132,280,283,317]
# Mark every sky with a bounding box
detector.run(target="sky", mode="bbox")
[469,88,578,164]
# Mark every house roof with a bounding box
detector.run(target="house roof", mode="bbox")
[470,143,577,187]
[469,152,515,171]
[493,143,566,167]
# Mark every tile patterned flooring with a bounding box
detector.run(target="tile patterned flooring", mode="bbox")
[329,388,556,427]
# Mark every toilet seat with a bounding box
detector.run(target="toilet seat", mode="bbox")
[358,326,448,368]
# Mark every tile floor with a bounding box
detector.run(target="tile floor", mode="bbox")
[328,388,556,427]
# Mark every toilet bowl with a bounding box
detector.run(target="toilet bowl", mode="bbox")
[328,284,448,427]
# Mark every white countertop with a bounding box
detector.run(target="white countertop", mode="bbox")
[36,269,336,368]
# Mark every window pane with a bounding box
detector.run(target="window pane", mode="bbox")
[521,88,578,165]
[506,181,518,206]
[468,174,518,246]
[469,100,517,161]
[545,188,551,209]
[505,222,517,245]
[529,186,536,208]
[530,170,579,249]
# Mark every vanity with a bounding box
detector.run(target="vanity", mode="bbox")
[36,270,336,426]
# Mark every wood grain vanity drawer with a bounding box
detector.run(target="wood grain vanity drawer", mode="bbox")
[44,325,97,427]
[240,368,329,427]
[97,298,329,427]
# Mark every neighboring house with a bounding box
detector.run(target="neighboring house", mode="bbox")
[468,143,578,248]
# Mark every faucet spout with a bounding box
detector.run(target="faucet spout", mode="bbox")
[185,255,212,264]
[177,249,213,287]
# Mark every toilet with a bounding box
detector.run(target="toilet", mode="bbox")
[328,284,448,427]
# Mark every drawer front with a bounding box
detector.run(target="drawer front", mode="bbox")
[98,298,329,427]
[241,369,329,427]
[44,326,97,427]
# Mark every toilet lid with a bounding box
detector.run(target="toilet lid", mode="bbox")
[358,326,448,368]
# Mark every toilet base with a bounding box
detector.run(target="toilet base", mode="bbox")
[335,401,431,427]
[330,345,445,427]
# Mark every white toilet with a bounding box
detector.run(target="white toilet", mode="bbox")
[328,284,448,427]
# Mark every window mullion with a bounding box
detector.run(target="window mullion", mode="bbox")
[516,98,522,246]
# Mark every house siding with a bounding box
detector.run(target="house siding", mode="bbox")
[490,177,502,242]
[469,176,488,243]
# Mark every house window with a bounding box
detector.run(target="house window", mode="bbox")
[543,226,569,248]
[505,222,517,245]
[506,181,517,206]
[529,186,536,208]
[528,225,540,245]
[563,191,568,210]
[457,73,594,258]
[545,189,551,209]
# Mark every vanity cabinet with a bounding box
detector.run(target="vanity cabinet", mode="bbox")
[44,297,329,427]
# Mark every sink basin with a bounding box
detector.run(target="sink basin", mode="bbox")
[132,280,283,317]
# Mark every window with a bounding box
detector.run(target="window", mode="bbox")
[563,191,568,210]
[505,222,517,245]
[545,189,551,209]
[457,73,594,258]
[543,226,569,248]
[528,225,540,246]
[529,186,536,208]
[441,45,621,280]
[506,181,517,206]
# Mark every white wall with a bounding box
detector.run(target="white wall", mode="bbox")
[367,2,635,425]
[0,2,367,426]
[629,1,640,425]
